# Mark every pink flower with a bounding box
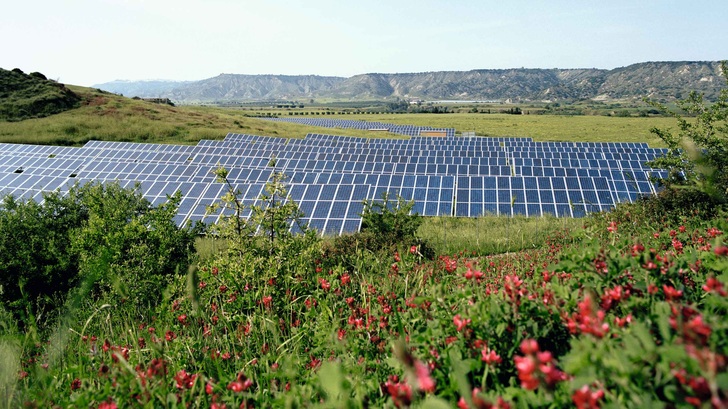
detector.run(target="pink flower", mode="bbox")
[453,314,471,332]
[414,360,436,393]
[481,347,502,365]
[607,221,617,233]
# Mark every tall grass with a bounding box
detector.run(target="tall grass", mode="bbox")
[419,214,582,256]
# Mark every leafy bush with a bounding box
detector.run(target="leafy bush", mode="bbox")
[646,60,728,201]
[323,192,434,268]
[0,182,197,328]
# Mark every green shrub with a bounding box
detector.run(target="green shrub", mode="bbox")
[0,182,197,328]
[646,60,728,201]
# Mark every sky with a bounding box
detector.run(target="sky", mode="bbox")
[2,0,726,86]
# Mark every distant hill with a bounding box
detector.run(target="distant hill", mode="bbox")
[1,68,81,121]
[93,61,726,104]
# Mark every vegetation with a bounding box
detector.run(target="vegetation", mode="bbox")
[0,182,198,328]
[646,61,728,200]
[0,168,726,407]
[0,68,80,121]
[1,65,727,408]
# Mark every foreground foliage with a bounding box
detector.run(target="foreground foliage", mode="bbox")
[0,182,197,327]
[1,184,726,408]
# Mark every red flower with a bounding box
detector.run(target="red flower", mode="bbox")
[607,221,617,233]
[572,384,605,409]
[165,330,177,341]
[481,347,502,365]
[383,375,412,408]
[340,273,351,286]
[703,276,728,296]
[174,370,198,389]
[663,285,683,301]
[453,314,471,332]
[227,376,253,393]
[98,399,118,409]
[714,245,728,256]
[520,339,539,355]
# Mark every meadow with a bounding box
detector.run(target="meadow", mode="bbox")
[1,83,727,408]
[0,85,677,148]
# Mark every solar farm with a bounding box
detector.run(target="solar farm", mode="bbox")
[0,118,668,235]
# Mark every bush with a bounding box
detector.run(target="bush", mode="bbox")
[646,60,728,201]
[322,193,434,267]
[0,182,197,328]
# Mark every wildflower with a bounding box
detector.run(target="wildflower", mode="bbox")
[481,346,502,365]
[514,339,567,390]
[174,370,198,389]
[227,373,253,393]
[703,276,727,296]
[715,245,728,256]
[453,314,471,332]
[607,221,617,233]
[663,285,683,301]
[382,375,412,408]
[572,384,605,409]
[98,399,118,409]
[414,360,436,393]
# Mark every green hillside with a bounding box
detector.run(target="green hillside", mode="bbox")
[0,68,81,121]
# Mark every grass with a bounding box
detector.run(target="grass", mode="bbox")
[326,112,674,146]
[418,214,582,256]
[1,86,679,147]
[0,87,402,146]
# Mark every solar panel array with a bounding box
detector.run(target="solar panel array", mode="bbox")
[261,117,456,137]
[0,129,668,235]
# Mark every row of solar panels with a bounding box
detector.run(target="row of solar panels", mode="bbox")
[261,117,457,137]
[0,129,667,235]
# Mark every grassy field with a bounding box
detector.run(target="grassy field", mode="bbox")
[327,112,674,147]
[0,86,399,146]
[0,85,678,147]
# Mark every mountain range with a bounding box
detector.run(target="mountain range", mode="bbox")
[94,61,726,104]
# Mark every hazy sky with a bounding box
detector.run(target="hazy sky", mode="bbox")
[2,0,726,86]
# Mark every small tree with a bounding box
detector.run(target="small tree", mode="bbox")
[646,61,728,200]
[207,159,316,274]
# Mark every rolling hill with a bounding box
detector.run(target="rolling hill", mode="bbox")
[94,61,726,104]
